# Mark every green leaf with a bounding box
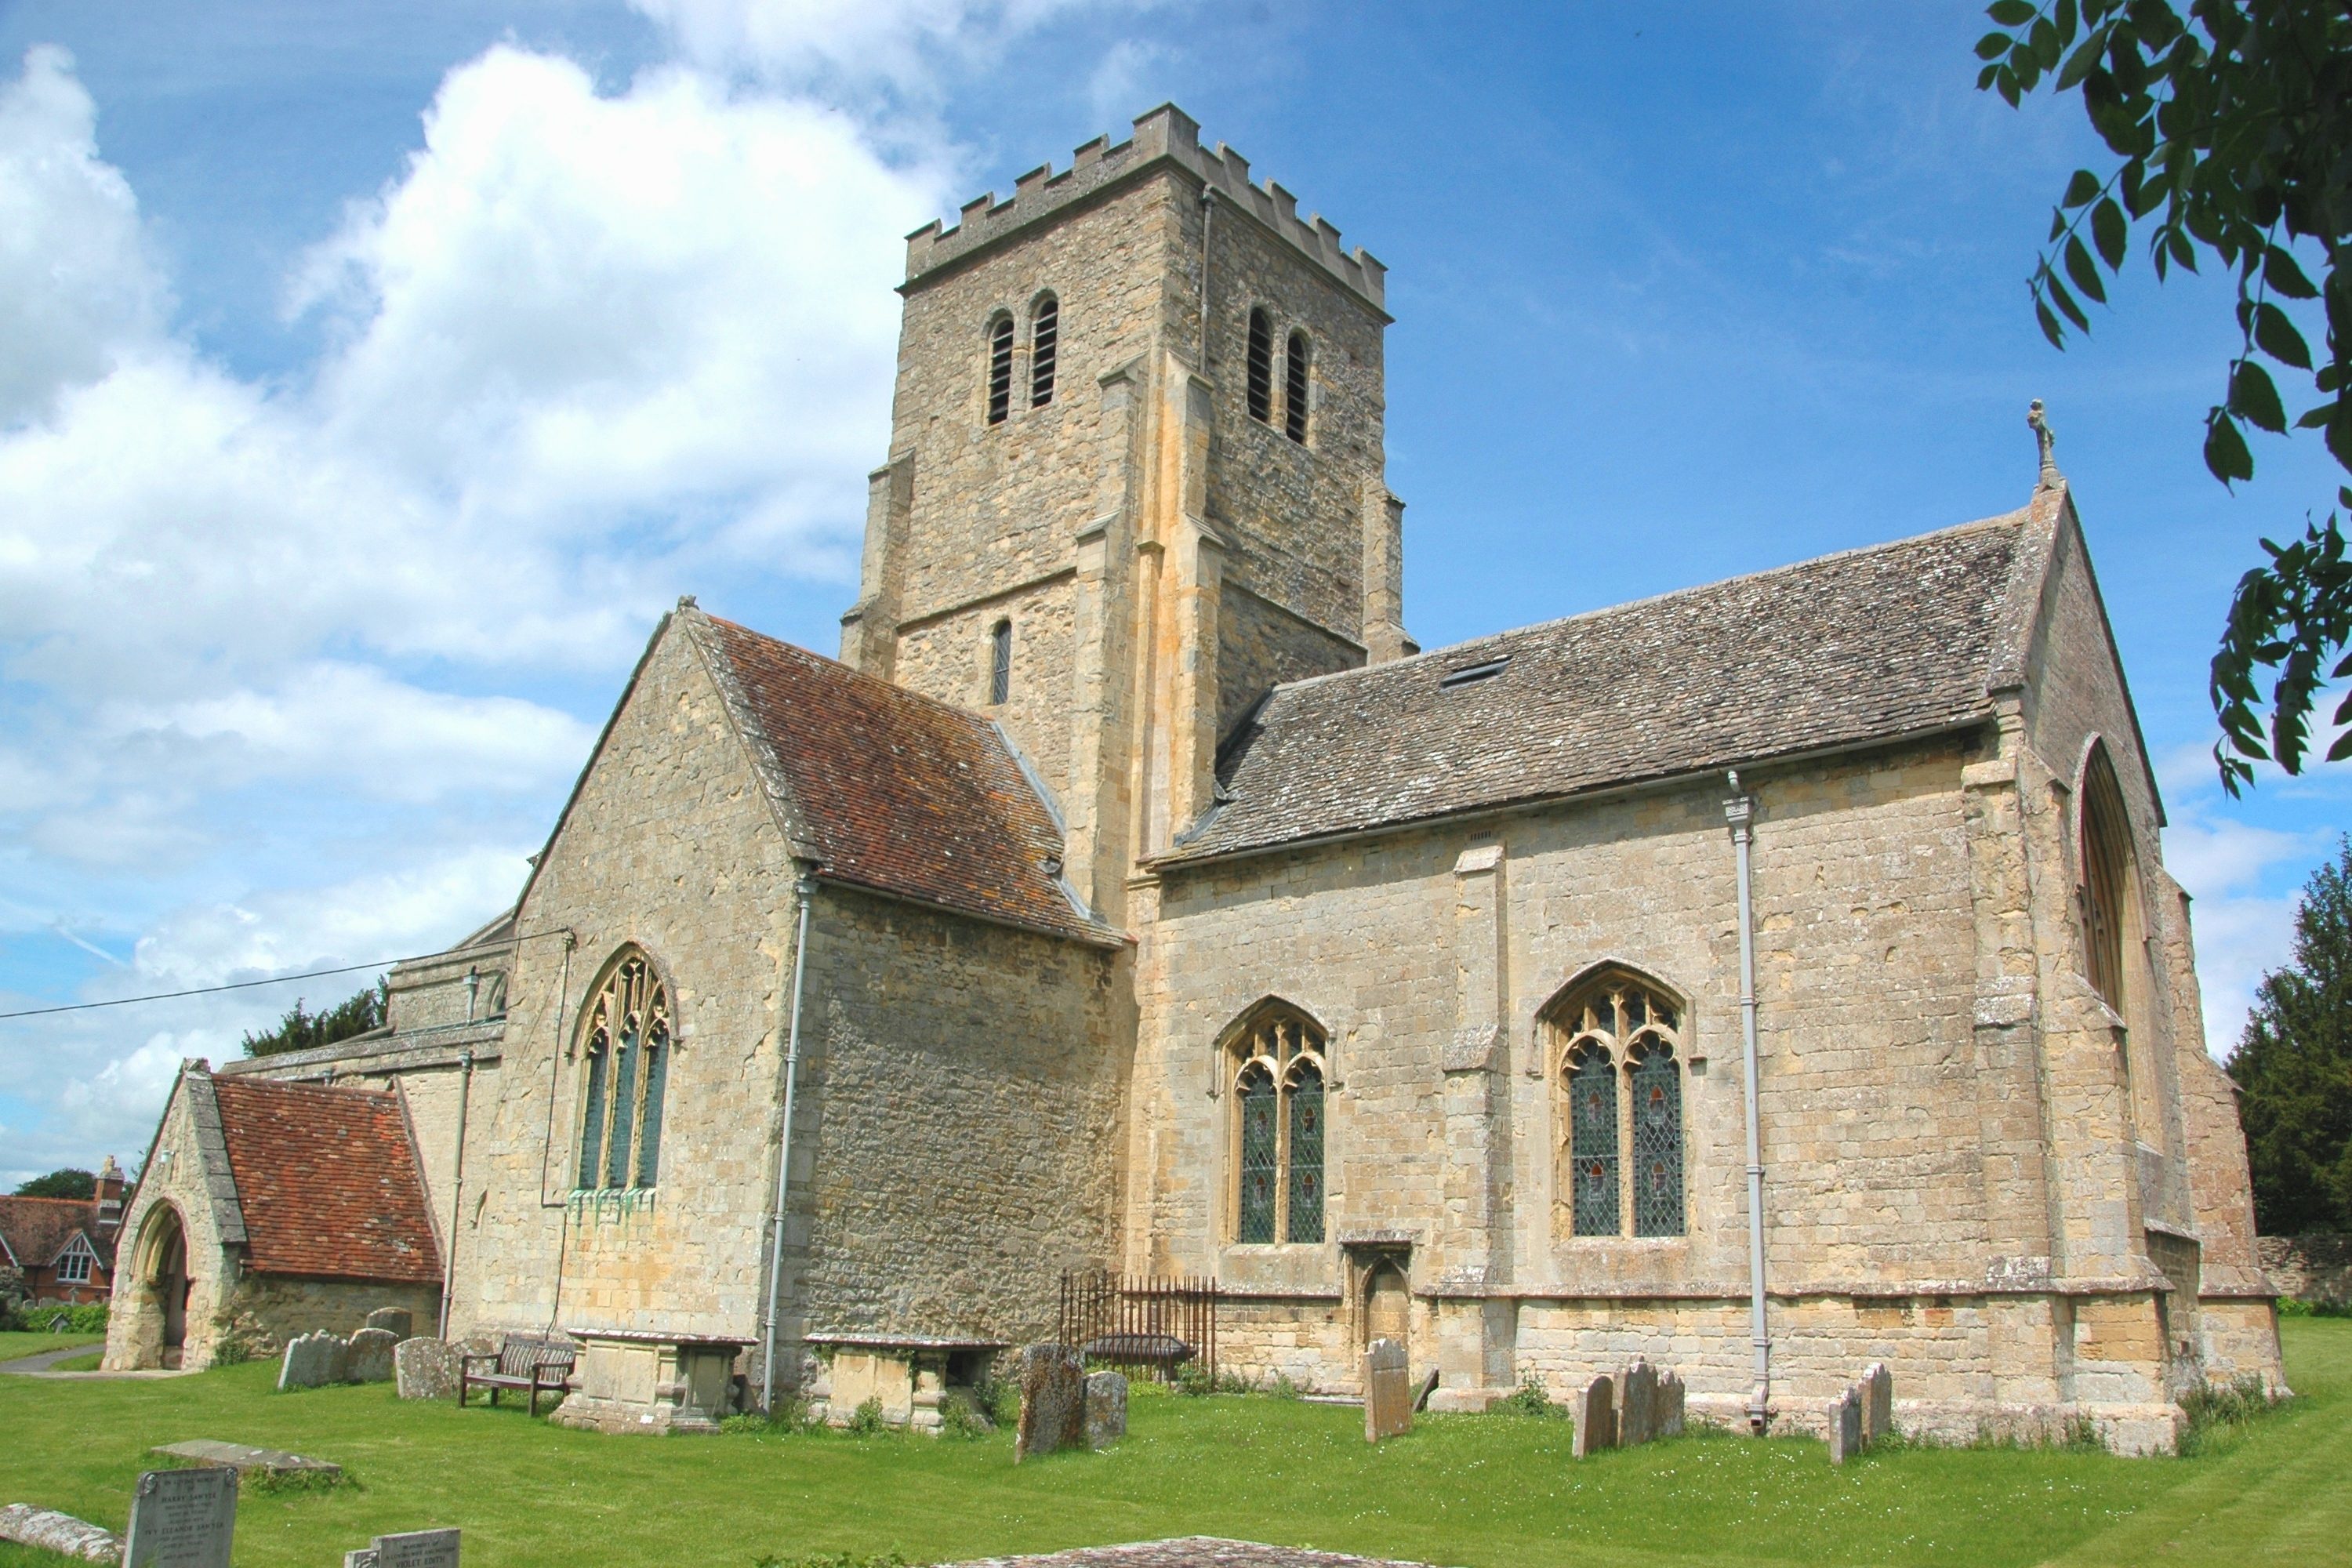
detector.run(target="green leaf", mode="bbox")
[2298,398,2336,430]
[2091,197,2127,269]
[2036,298,2066,347]
[1987,0,2036,24]
[2205,411,2254,484]
[2326,400,2352,471]
[1977,29,2015,60]
[2231,361,2287,434]
[2048,274,2091,331]
[2029,16,2062,68]
[2058,24,2107,88]
[2255,303,2314,370]
[2063,169,2101,208]
[2167,227,2198,272]
[2064,236,2107,303]
[2264,246,2319,300]
[1998,66,2022,107]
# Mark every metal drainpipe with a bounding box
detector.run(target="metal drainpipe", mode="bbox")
[760,872,818,1414]
[438,1048,475,1338]
[1725,770,1771,1431]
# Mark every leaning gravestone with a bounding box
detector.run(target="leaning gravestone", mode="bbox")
[364,1308,415,1340]
[1012,1344,1087,1462]
[346,1329,400,1385]
[123,1466,236,1568]
[1571,1374,1615,1458]
[278,1332,348,1392]
[1614,1358,1657,1448]
[394,1338,461,1401]
[1861,1362,1893,1448]
[1827,1385,1863,1466]
[1361,1338,1412,1443]
[344,1527,460,1568]
[1655,1368,1686,1439]
[1084,1370,1128,1449]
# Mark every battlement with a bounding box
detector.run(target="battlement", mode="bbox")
[902,103,1387,313]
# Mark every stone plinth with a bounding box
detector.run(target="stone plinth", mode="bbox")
[807,1334,1008,1435]
[547,1330,743,1435]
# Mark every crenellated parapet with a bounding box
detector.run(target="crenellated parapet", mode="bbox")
[903,103,1386,312]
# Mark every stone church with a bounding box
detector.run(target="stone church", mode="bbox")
[107,105,2281,1452]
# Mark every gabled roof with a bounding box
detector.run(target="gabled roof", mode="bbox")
[0,1196,113,1277]
[688,611,1120,946]
[207,1077,441,1283]
[1164,507,2038,866]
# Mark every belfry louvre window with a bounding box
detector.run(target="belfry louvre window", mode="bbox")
[575,949,672,1192]
[1029,295,1058,408]
[985,315,1015,424]
[1283,330,1310,444]
[1246,307,1274,424]
[989,619,1012,706]
[1226,1005,1327,1244]
[1548,971,1686,1238]
[2080,746,2133,1013]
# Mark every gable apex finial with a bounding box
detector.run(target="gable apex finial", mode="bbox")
[2027,399,2061,491]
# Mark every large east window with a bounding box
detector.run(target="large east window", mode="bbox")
[1226,1004,1326,1245]
[1548,971,1686,1238]
[575,948,672,1192]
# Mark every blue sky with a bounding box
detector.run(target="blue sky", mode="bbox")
[1,0,2343,1185]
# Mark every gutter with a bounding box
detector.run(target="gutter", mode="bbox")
[761,872,818,1414]
[1725,771,1771,1432]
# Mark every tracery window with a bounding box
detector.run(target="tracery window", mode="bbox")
[1226,1004,1327,1244]
[1247,307,1274,424]
[1283,330,1311,444]
[985,314,1015,425]
[575,949,673,1192]
[1548,971,1686,1238]
[1029,295,1058,408]
[989,619,1012,706]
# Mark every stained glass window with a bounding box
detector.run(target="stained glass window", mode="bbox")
[1551,973,1686,1239]
[1287,1061,1325,1243]
[1567,1046,1619,1236]
[1237,1065,1278,1243]
[575,949,673,1192]
[1228,1005,1328,1244]
[1630,1040,1683,1236]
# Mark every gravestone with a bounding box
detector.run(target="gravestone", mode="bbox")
[1614,1358,1657,1447]
[1571,1374,1615,1458]
[394,1338,460,1401]
[0,1503,121,1563]
[364,1308,415,1340]
[344,1527,460,1568]
[150,1440,340,1481]
[1011,1344,1087,1463]
[122,1466,236,1568]
[347,1329,400,1384]
[1861,1362,1893,1448]
[1084,1370,1128,1449]
[1655,1369,1686,1439]
[1827,1385,1863,1466]
[1361,1338,1412,1443]
[278,1332,348,1392]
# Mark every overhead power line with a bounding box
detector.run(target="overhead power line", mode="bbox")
[0,956,416,1022]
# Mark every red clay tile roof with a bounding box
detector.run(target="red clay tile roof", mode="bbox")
[696,614,1118,946]
[208,1077,441,1283]
[0,1196,113,1276]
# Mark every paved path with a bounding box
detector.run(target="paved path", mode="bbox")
[0,1344,190,1379]
[942,1540,1446,1568]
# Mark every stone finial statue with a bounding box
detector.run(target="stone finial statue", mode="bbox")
[2028,399,2061,490]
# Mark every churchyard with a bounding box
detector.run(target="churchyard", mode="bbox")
[0,1320,2342,1568]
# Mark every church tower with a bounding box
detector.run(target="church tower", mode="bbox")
[840,105,1410,924]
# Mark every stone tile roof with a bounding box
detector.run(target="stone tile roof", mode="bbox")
[1166,513,2031,865]
[207,1077,441,1283]
[695,613,1118,946]
[0,1197,112,1276]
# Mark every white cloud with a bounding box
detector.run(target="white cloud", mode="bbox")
[632,0,1116,96]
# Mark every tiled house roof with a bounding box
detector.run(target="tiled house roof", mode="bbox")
[207,1077,441,1283]
[1164,513,2032,865]
[0,1196,114,1276]
[693,613,1118,946]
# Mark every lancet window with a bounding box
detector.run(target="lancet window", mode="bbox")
[1284,330,1311,444]
[985,314,1015,425]
[575,949,673,1192]
[1227,1005,1327,1245]
[989,619,1012,706]
[1029,295,1058,408]
[1548,971,1686,1238]
[2079,744,2133,1014]
[1247,307,1274,424]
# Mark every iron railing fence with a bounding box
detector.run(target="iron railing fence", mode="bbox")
[1057,1269,1219,1383]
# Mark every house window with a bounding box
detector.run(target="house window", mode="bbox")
[575,949,672,1192]
[985,314,1014,425]
[1283,329,1311,444]
[1247,307,1274,424]
[989,619,1012,706]
[1029,295,1058,408]
[1226,1005,1327,1244]
[1548,971,1686,1238]
[54,1235,95,1284]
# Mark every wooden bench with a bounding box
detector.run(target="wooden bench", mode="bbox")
[459,1334,577,1416]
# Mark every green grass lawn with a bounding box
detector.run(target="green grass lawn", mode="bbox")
[0,1331,103,1363]
[2,1322,2346,1568]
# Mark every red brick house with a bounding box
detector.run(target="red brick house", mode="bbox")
[0,1158,127,1306]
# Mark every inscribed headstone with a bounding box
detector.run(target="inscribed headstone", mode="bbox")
[1655,1368,1686,1439]
[1828,1385,1863,1466]
[1861,1362,1893,1448]
[122,1466,236,1568]
[1084,1370,1128,1449]
[1011,1344,1087,1462]
[1615,1357,1657,1447]
[1571,1374,1615,1458]
[277,1332,347,1392]
[345,1528,461,1568]
[1361,1338,1411,1443]
[347,1328,399,1384]
[394,1338,461,1401]
[364,1308,415,1339]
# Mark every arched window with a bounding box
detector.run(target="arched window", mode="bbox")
[989,619,1012,706]
[1247,307,1274,424]
[985,314,1014,425]
[1029,295,1058,408]
[1547,971,1686,1238]
[1283,329,1311,444]
[1225,1004,1327,1244]
[2080,745,2133,1014]
[575,949,672,1192]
